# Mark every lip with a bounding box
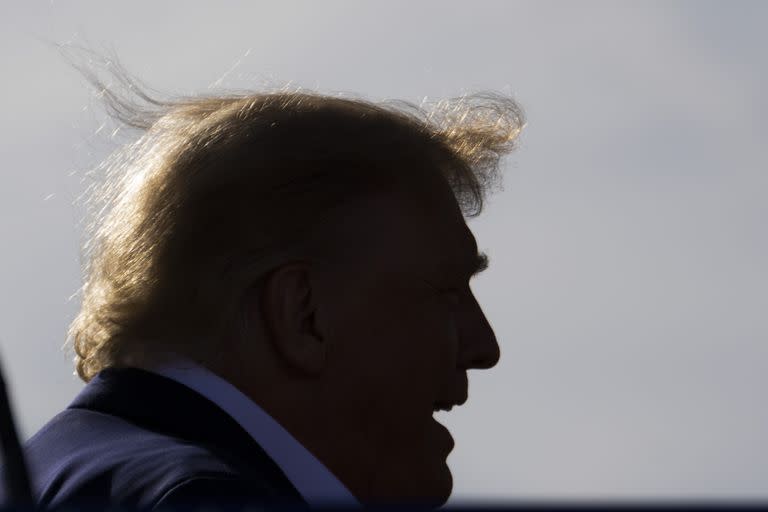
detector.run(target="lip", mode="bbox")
[431,416,455,453]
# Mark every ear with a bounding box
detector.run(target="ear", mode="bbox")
[259,261,327,377]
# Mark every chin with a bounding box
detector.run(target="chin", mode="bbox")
[430,461,454,507]
[406,460,454,508]
[365,459,453,509]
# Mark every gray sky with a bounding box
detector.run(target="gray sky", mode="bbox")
[1,0,766,504]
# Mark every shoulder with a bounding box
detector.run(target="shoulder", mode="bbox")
[153,475,308,511]
[24,409,241,507]
[19,368,305,508]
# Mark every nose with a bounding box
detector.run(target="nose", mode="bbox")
[458,292,501,370]
[464,322,500,370]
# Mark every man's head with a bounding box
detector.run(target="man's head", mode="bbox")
[226,174,502,506]
[68,68,522,506]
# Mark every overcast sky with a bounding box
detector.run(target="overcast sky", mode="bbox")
[1,1,766,504]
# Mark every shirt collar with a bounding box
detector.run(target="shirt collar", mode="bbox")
[143,355,360,508]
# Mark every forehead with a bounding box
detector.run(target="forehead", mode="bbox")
[338,182,476,272]
[401,173,477,255]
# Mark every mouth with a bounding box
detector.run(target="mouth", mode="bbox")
[432,390,467,413]
[432,401,454,413]
[431,400,460,452]
[430,412,455,453]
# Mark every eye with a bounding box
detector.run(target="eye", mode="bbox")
[421,279,449,295]
[445,296,461,311]
[436,287,462,306]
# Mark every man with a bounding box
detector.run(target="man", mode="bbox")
[2,71,523,509]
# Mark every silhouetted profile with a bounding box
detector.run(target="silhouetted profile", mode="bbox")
[0,57,523,509]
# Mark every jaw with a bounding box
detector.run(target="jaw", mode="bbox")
[383,422,455,506]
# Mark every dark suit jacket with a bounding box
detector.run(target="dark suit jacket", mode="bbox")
[1,367,309,510]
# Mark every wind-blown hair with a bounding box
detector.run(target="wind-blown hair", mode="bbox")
[68,62,524,382]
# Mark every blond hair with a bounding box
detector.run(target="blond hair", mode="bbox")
[67,63,524,382]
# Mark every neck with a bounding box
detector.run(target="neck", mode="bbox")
[220,365,373,502]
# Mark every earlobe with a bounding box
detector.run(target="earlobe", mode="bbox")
[260,262,328,377]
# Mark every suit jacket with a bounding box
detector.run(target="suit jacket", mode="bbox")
[1,367,309,510]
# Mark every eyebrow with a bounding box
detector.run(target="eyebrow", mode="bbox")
[471,251,490,277]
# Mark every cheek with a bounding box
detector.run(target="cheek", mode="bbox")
[355,299,456,433]
[325,290,456,500]
[373,300,456,398]
[326,281,458,417]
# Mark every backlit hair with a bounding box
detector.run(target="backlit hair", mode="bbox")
[67,59,524,382]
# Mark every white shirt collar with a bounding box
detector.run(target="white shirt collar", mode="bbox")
[143,355,360,508]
